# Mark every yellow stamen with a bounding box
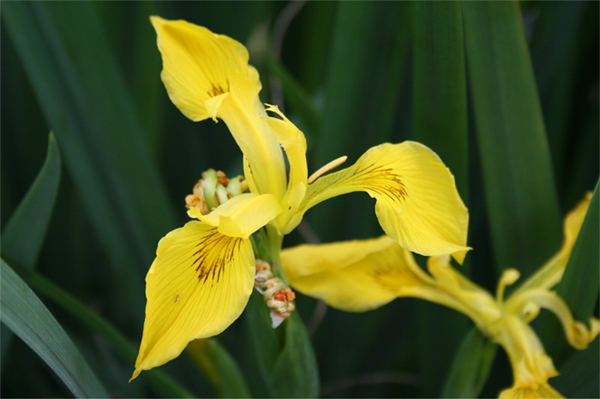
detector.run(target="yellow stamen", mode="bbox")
[307,156,348,184]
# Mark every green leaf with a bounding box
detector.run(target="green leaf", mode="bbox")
[543,182,599,364]
[266,54,321,143]
[2,132,61,270]
[12,262,194,398]
[186,339,252,398]
[557,182,599,323]
[551,337,599,399]
[245,292,319,398]
[441,327,498,399]
[412,1,468,202]
[411,3,471,396]
[462,0,562,277]
[309,1,411,242]
[2,132,61,371]
[529,2,593,196]
[2,1,177,321]
[1,259,108,398]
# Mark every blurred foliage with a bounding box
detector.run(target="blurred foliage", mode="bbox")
[1,1,598,398]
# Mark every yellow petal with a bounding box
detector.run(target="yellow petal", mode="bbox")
[264,105,309,232]
[150,16,260,122]
[216,96,287,200]
[499,383,563,399]
[151,16,287,200]
[504,289,599,350]
[187,193,282,239]
[515,192,592,293]
[493,316,562,399]
[427,255,501,325]
[264,105,308,190]
[294,142,471,262]
[280,236,440,312]
[131,222,254,380]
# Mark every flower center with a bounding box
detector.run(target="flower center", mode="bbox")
[185,169,248,215]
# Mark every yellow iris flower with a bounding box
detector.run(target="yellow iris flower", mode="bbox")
[281,193,598,398]
[132,17,470,380]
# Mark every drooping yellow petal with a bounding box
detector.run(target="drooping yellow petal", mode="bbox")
[499,382,563,398]
[293,142,470,263]
[514,192,592,293]
[504,289,600,350]
[281,236,446,312]
[491,316,562,399]
[131,222,254,380]
[188,193,283,239]
[151,16,286,200]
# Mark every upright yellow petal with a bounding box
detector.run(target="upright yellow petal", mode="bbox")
[281,236,444,312]
[264,105,309,232]
[515,192,592,293]
[150,16,260,121]
[293,142,470,262]
[131,221,254,380]
[151,17,286,200]
[187,193,283,239]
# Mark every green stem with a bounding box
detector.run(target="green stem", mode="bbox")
[265,224,286,283]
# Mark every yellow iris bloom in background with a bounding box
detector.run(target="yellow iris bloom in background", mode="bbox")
[132,17,470,380]
[281,194,598,398]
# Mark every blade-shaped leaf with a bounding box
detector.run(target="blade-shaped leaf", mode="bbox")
[441,326,498,398]
[2,132,61,370]
[462,1,562,277]
[1,259,108,398]
[186,339,252,398]
[412,1,468,202]
[309,1,411,242]
[266,54,320,143]
[529,2,593,196]
[2,132,61,270]
[551,337,599,399]
[2,1,177,322]
[543,182,599,364]
[245,292,319,398]
[412,3,470,396]
[14,262,194,398]
[557,183,599,324]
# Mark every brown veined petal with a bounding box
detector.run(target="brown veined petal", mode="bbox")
[131,221,254,380]
[280,236,442,312]
[292,142,471,263]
